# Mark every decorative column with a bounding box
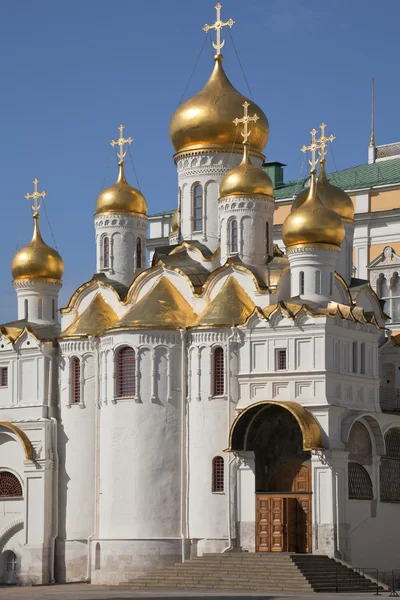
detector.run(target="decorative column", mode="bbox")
[237,451,256,552]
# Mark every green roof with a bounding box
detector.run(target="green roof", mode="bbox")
[149,208,175,218]
[272,157,400,201]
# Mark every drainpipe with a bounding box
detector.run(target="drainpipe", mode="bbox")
[50,416,58,583]
[180,330,187,562]
[222,327,236,553]
[335,469,343,560]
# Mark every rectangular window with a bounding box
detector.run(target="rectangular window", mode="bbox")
[192,185,203,232]
[360,343,366,375]
[276,349,287,371]
[0,368,8,387]
[352,342,358,373]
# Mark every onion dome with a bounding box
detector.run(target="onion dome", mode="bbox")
[11,215,64,281]
[171,208,179,232]
[219,144,274,200]
[169,55,269,155]
[282,170,345,249]
[292,161,354,221]
[95,162,147,217]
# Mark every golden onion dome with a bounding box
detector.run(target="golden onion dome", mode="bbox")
[219,144,274,200]
[169,55,269,155]
[95,162,147,217]
[292,161,354,221]
[171,208,179,232]
[282,170,345,249]
[11,215,64,281]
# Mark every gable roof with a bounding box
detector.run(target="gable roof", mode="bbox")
[60,294,119,338]
[194,276,254,328]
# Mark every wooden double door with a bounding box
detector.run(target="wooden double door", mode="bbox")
[256,493,312,552]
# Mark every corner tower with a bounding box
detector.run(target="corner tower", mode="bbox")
[11,179,63,324]
[168,4,269,252]
[94,125,148,287]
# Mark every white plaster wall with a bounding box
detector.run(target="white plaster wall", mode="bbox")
[287,246,340,302]
[13,280,61,324]
[336,221,355,285]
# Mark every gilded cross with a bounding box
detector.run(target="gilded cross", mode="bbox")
[233,102,259,145]
[203,3,235,56]
[25,178,46,216]
[316,122,335,161]
[301,123,335,169]
[111,124,133,163]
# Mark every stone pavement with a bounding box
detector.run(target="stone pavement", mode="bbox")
[0,584,394,600]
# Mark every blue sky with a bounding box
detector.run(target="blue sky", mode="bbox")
[0,0,399,321]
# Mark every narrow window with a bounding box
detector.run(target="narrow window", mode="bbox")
[38,298,43,320]
[212,456,224,493]
[299,271,305,295]
[213,346,224,396]
[352,342,358,373]
[103,237,110,269]
[95,543,101,570]
[330,272,333,296]
[24,299,28,320]
[136,238,142,269]
[192,184,203,232]
[0,472,22,497]
[315,270,321,294]
[71,357,81,404]
[6,551,17,573]
[265,221,269,254]
[0,367,8,387]
[230,220,238,253]
[52,299,56,320]
[360,343,366,375]
[276,349,287,371]
[116,346,136,398]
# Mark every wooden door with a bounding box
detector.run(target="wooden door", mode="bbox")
[296,495,312,553]
[286,497,298,552]
[256,495,271,551]
[270,496,285,552]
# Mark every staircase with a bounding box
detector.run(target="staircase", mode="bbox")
[122,553,385,592]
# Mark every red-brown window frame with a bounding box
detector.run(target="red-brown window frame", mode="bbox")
[0,471,23,497]
[213,346,224,396]
[71,357,81,403]
[212,456,224,493]
[116,346,136,398]
[192,184,203,232]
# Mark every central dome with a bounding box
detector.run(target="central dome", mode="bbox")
[169,55,269,155]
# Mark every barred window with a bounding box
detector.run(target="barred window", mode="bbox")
[0,472,22,497]
[315,270,321,294]
[276,349,287,371]
[360,343,366,374]
[136,238,142,269]
[212,456,224,493]
[348,463,373,500]
[116,346,136,398]
[103,237,110,269]
[230,220,238,253]
[381,429,400,502]
[71,357,81,404]
[192,184,203,232]
[352,342,358,373]
[0,367,8,387]
[213,346,224,396]
[299,271,304,295]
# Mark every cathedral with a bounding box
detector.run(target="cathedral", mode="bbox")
[0,4,399,588]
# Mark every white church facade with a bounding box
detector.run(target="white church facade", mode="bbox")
[0,5,399,587]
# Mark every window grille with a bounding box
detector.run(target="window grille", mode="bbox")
[0,472,22,497]
[103,237,110,269]
[116,346,136,398]
[348,463,373,500]
[352,342,358,373]
[213,346,224,396]
[192,184,203,232]
[276,349,287,370]
[230,220,238,253]
[6,552,17,573]
[299,271,305,295]
[71,357,81,404]
[380,440,400,503]
[136,238,142,269]
[0,367,8,387]
[212,456,224,492]
[385,429,400,458]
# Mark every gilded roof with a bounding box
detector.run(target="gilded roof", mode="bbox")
[194,276,254,328]
[60,294,119,338]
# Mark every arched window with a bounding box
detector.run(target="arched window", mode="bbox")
[136,238,142,269]
[38,298,43,320]
[95,543,101,570]
[0,472,22,497]
[24,299,28,320]
[348,463,373,500]
[213,346,224,396]
[330,272,333,296]
[212,456,224,493]
[6,551,17,573]
[377,273,400,322]
[192,184,203,232]
[103,237,110,269]
[52,299,56,320]
[299,271,305,295]
[71,357,81,404]
[381,429,400,502]
[230,220,238,253]
[116,346,136,398]
[265,221,270,255]
[315,270,321,294]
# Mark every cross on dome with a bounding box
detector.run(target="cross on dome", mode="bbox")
[203,3,235,56]
[301,123,335,170]
[111,124,133,164]
[25,178,46,216]
[233,102,259,145]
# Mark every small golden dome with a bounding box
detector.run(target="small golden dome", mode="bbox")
[95,162,147,217]
[171,209,179,232]
[219,145,274,199]
[11,215,64,281]
[169,55,269,155]
[292,161,354,221]
[282,170,345,248]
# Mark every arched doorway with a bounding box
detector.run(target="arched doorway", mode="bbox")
[3,551,17,584]
[227,401,323,553]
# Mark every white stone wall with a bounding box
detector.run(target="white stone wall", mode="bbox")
[287,245,340,303]
[13,279,61,325]
[336,221,355,285]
